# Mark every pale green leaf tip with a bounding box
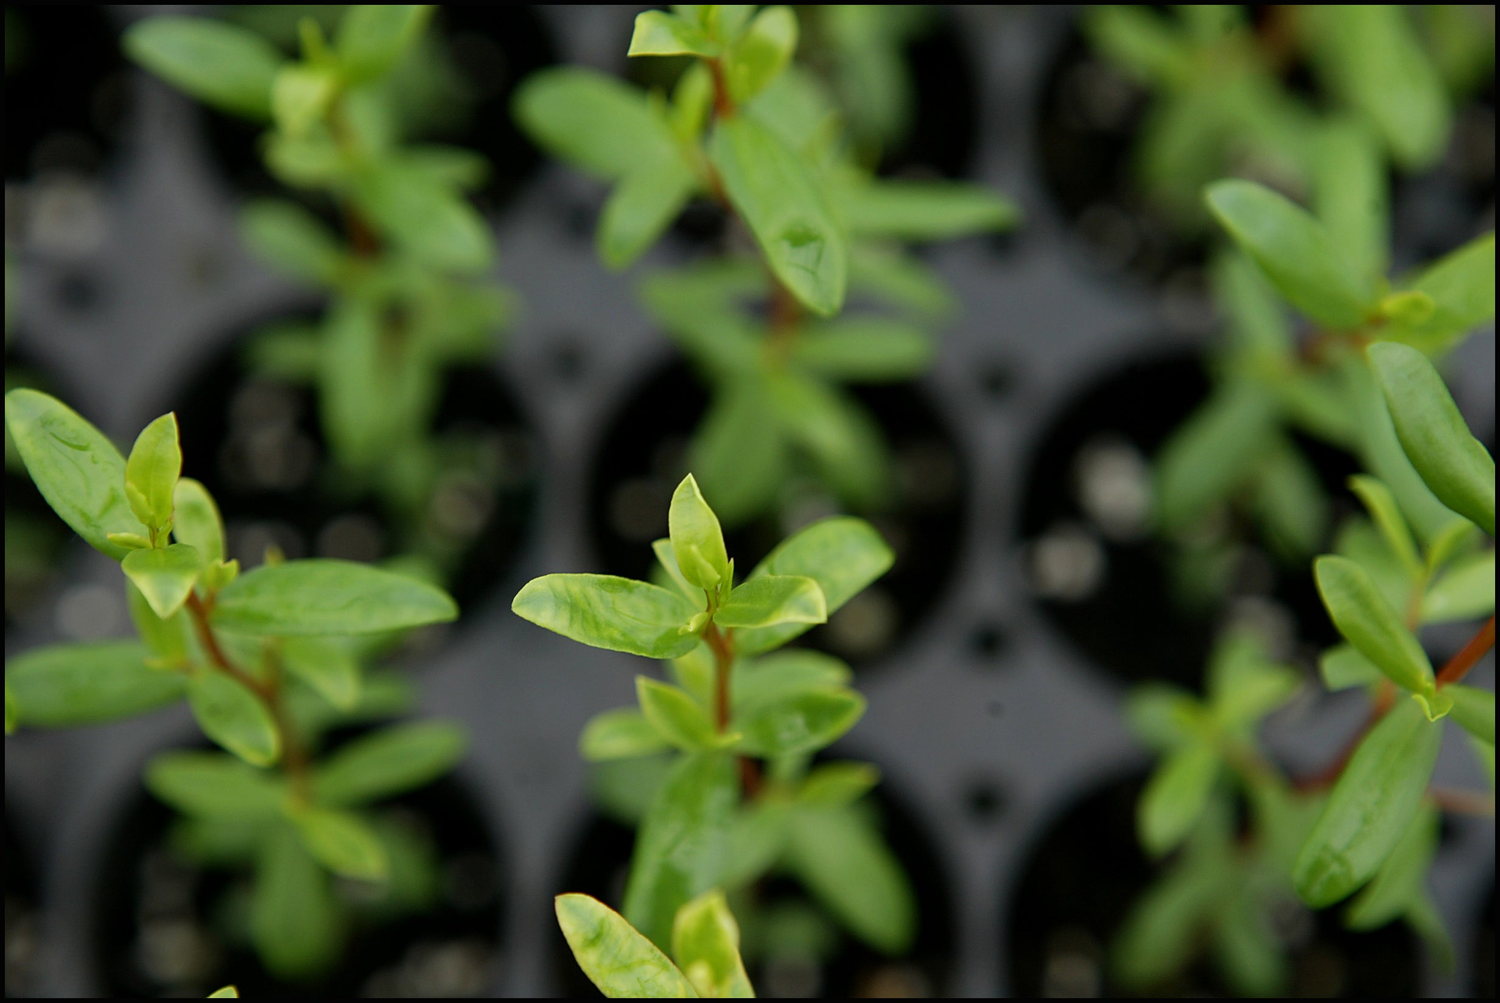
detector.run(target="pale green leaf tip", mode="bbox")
[1413,689,1453,723]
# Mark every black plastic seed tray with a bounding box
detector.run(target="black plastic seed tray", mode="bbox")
[4,5,1494,997]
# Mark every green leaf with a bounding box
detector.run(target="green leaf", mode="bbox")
[848,244,954,317]
[672,890,753,998]
[123,16,283,119]
[208,987,240,998]
[1154,382,1277,532]
[1348,475,1422,580]
[629,10,719,57]
[638,677,726,752]
[122,544,201,619]
[351,160,493,273]
[1314,555,1433,693]
[669,473,731,592]
[1206,632,1301,726]
[582,708,672,761]
[799,761,880,806]
[513,68,678,180]
[790,318,933,382]
[239,199,344,286]
[1293,699,1442,907]
[313,721,467,807]
[127,570,191,662]
[189,671,280,767]
[722,799,791,888]
[598,158,697,269]
[688,378,786,528]
[735,686,864,758]
[171,478,225,568]
[1313,118,1389,284]
[251,824,342,979]
[1319,644,1385,691]
[513,574,701,659]
[1110,854,1220,989]
[1446,685,1495,746]
[1213,889,1286,997]
[709,115,846,316]
[4,389,144,560]
[1138,742,1220,857]
[1204,180,1375,329]
[1422,549,1496,623]
[5,641,184,727]
[280,637,361,711]
[1386,233,1496,353]
[124,413,182,533]
[145,751,285,817]
[768,372,890,507]
[555,893,699,998]
[1253,437,1329,560]
[716,575,826,629]
[271,64,336,136]
[624,752,738,949]
[833,178,1019,241]
[1213,249,1291,357]
[336,4,432,83]
[735,517,894,655]
[1083,5,1191,88]
[291,806,389,881]
[722,5,797,103]
[785,804,914,954]
[1368,342,1495,536]
[1344,804,1438,929]
[1124,683,1204,752]
[213,559,458,636]
[732,649,852,710]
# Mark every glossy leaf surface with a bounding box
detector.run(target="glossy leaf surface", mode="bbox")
[513,574,700,658]
[5,642,184,727]
[213,559,458,636]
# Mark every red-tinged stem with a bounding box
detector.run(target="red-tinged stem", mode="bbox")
[1436,616,1495,688]
[1429,787,1496,817]
[703,618,763,797]
[708,58,736,119]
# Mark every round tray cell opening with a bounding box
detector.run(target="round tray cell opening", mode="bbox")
[92,761,505,998]
[168,313,540,621]
[201,6,556,214]
[1016,348,1355,688]
[588,358,967,670]
[1005,771,1422,997]
[552,762,955,997]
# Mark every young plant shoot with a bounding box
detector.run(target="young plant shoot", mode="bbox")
[4,390,468,980]
[124,5,513,581]
[514,472,916,981]
[515,4,1017,525]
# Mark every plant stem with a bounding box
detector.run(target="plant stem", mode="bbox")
[707,58,736,118]
[1429,787,1496,817]
[702,619,763,798]
[1436,615,1494,688]
[1295,679,1396,791]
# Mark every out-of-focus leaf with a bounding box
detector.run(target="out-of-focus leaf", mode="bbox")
[555,893,698,998]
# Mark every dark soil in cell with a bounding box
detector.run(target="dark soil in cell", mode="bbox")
[5,807,42,996]
[1016,349,1355,688]
[1005,772,1422,997]
[92,770,505,998]
[201,6,556,214]
[588,358,967,669]
[1476,881,1496,999]
[553,777,954,997]
[3,5,130,181]
[169,316,539,617]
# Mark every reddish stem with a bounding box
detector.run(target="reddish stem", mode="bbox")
[1429,787,1496,817]
[1436,616,1495,688]
[703,619,764,797]
[708,58,736,118]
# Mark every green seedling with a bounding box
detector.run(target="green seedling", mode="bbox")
[124,5,513,582]
[4,389,468,980]
[515,472,916,976]
[515,4,1017,525]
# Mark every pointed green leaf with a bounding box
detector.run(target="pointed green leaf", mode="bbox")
[213,559,458,636]
[624,752,738,949]
[722,5,797,103]
[1138,742,1220,857]
[145,750,286,817]
[1313,118,1388,284]
[336,4,432,83]
[5,641,184,727]
[670,474,731,592]
[722,799,790,888]
[1206,633,1301,726]
[1319,644,1385,691]
[1368,342,1495,536]
[770,371,891,506]
[599,159,697,269]
[271,64,336,136]
[291,806,389,881]
[638,677,725,752]
[785,804,914,954]
[251,824,342,979]
[1083,5,1192,87]
[1386,233,1496,353]
[1154,382,1278,531]
[629,10,719,57]
[1204,180,1375,328]
[1421,549,1495,624]
[1110,852,1222,989]
[1293,699,1442,907]
[1345,803,1439,930]
[798,761,879,806]
[735,686,864,758]
[351,160,493,274]
[124,413,182,533]
[689,377,786,526]
[1214,888,1286,997]
[513,574,701,658]
[1314,555,1433,693]
[556,893,699,998]
[582,708,673,761]
[123,16,283,120]
[1447,685,1494,746]
[790,318,933,382]
[313,721,467,807]
[709,115,846,316]
[122,544,201,619]
[280,637,361,711]
[1213,249,1292,356]
[715,575,825,629]
[239,199,345,286]
[189,671,279,767]
[513,68,678,180]
[833,178,1019,241]
[171,478,224,568]
[672,890,753,998]
[1124,683,1204,751]
[732,649,851,711]
[735,517,894,655]
[4,389,143,559]
[1348,475,1422,580]
[208,987,240,998]
[653,539,701,601]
